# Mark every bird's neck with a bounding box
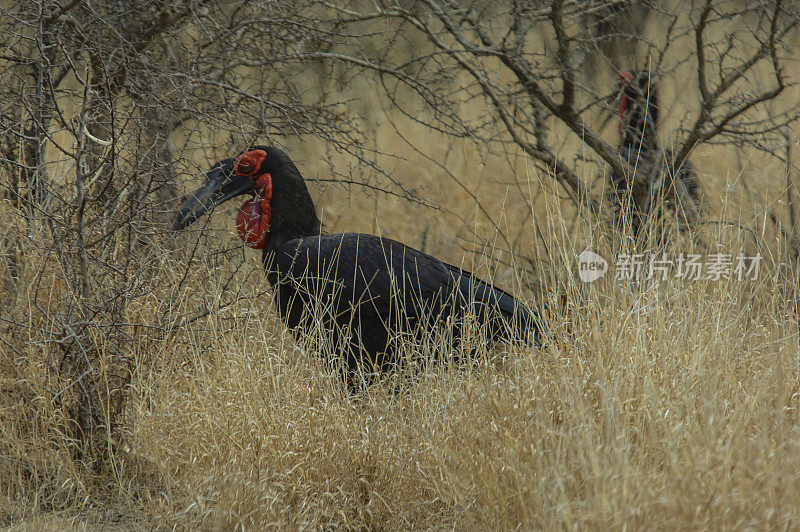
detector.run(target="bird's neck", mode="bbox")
[261,160,322,253]
[262,216,321,253]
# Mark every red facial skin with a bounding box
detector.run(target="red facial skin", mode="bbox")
[233,149,272,249]
[617,71,635,136]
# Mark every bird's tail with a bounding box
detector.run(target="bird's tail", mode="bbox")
[447,265,546,347]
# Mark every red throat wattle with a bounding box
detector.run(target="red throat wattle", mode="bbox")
[236,171,273,249]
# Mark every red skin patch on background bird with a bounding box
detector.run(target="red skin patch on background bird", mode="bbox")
[236,170,273,249]
[617,71,634,135]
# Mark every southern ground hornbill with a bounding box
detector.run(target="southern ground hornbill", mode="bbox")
[612,71,701,235]
[175,146,543,386]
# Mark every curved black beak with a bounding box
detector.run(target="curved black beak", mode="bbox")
[174,158,254,230]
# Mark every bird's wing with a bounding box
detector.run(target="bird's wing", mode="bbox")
[269,233,453,320]
[271,233,541,344]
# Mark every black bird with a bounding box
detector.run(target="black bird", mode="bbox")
[175,147,543,386]
[612,71,700,235]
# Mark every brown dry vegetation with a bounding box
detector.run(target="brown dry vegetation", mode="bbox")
[3,1,800,530]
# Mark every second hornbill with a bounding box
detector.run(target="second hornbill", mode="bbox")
[175,146,543,386]
[612,71,701,235]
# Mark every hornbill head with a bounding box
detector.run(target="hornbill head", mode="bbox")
[616,71,659,141]
[174,146,320,250]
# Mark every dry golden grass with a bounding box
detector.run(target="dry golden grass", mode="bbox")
[3,17,800,527]
[126,276,800,529]
[3,161,800,529]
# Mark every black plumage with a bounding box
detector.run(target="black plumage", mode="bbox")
[175,147,542,386]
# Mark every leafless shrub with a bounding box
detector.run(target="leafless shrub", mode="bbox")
[0,0,375,505]
[279,0,799,242]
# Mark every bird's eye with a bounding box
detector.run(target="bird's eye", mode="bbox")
[238,163,254,175]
